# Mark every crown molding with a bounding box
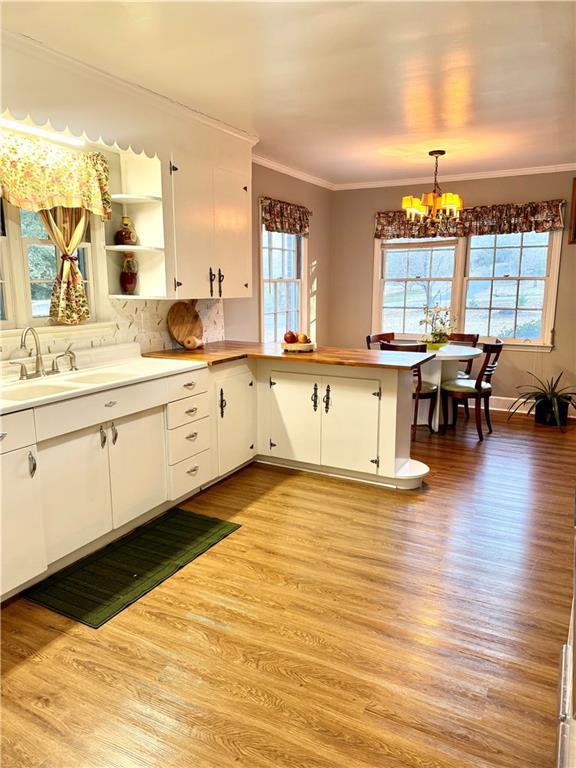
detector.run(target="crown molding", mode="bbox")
[333,163,576,190]
[252,154,337,190]
[253,154,576,191]
[2,31,259,146]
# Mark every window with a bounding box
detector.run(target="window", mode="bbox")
[374,230,561,347]
[3,203,94,327]
[464,232,550,341]
[261,225,307,342]
[377,239,458,333]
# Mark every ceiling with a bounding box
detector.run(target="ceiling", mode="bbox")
[3,2,575,186]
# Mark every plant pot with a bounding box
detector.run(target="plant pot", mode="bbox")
[534,399,569,426]
[426,342,446,351]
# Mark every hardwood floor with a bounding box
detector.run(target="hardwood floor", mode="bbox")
[2,414,575,768]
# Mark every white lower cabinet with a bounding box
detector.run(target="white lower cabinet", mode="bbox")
[108,408,167,529]
[268,371,380,473]
[320,375,380,473]
[40,424,113,564]
[1,445,47,594]
[216,371,256,476]
[269,371,321,464]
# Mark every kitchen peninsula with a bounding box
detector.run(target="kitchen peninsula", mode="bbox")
[146,341,435,489]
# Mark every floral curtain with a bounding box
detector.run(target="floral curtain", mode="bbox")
[374,199,565,240]
[0,130,112,324]
[0,132,112,218]
[39,207,90,325]
[261,196,312,236]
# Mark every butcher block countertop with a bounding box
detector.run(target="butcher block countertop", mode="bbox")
[144,341,435,370]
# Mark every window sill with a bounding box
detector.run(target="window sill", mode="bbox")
[1,321,118,345]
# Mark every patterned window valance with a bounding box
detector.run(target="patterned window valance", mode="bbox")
[374,199,565,240]
[0,131,112,219]
[261,196,312,236]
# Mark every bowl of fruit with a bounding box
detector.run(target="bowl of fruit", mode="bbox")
[281,330,314,352]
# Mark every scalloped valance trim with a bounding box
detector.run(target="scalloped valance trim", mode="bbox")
[375,199,565,240]
[260,196,312,235]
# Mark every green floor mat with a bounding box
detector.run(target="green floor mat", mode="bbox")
[24,509,240,628]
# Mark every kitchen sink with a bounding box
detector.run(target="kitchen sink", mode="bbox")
[1,382,84,401]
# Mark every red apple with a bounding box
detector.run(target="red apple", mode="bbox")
[284,330,297,344]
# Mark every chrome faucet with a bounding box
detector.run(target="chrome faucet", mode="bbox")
[19,327,46,378]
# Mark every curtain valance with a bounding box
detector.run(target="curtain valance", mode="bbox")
[0,132,112,219]
[374,199,565,240]
[261,196,312,236]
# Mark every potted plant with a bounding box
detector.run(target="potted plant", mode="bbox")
[419,305,453,350]
[507,372,576,427]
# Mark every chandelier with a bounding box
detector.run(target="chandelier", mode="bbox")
[402,149,463,222]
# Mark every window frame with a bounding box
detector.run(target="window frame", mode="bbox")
[259,222,309,343]
[2,202,99,330]
[372,230,562,350]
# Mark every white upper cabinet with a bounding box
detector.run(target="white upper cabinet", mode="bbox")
[213,168,251,298]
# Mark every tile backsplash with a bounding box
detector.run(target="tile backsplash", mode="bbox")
[0,299,224,361]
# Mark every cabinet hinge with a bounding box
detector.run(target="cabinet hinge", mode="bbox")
[269,377,277,387]
[249,443,254,450]
[269,439,277,449]
[169,161,179,174]
[174,277,182,291]
[372,387,382,399]
[370,456,380,468]
[249,380,254,387]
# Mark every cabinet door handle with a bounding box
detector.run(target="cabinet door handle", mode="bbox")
[311,382,319,412]
[183,382,196,390]
[186,465,199,475]
[209,267,216,297]
[0,432,7,441]
[186,432,198,441]
[323,384,331,413]
[100,425,107,448]
[219,388,227,418]
[28,451,37,478]
[185,407,198,416]
[111,423,118,445]
[218,268,224,297]
[105,400,117,408]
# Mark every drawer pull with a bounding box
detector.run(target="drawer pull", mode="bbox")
[104,400,117,408]
[183,382,196,390]
[0,432,7,441]
[28,451,37,478]
[185,407,198,416]
[186,465,199,475]
[186,432,199,441]
[100,425,107,448]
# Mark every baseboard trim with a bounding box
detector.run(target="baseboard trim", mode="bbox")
[490,396,576,419]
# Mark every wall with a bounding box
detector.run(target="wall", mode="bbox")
[224,163,333,344]
[329,172,576,396]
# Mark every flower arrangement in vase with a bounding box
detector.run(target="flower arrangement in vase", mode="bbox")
[419,305,453,350]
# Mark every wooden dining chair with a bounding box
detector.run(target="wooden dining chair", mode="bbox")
[446,333,480,377]
[366,332,395,350]
[440,339,503,441]
[380,341,437,439]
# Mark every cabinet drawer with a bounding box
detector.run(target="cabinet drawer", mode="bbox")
[0,410,36,454]
[167,416,211,465]
[166,392,210,429]
[164,369,208,402]
[168,449,214,500]
[35,379,166,442]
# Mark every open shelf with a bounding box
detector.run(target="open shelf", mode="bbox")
[111,194,162,204]
[105,245,164,253]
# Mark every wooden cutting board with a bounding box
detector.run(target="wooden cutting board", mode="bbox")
[167,300,204,350]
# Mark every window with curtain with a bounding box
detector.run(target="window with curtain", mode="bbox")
[1,202,95,327]
[463,231,550,340]
[374,230,561,346]
[261,225,305,342]
[378,238,457,333]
